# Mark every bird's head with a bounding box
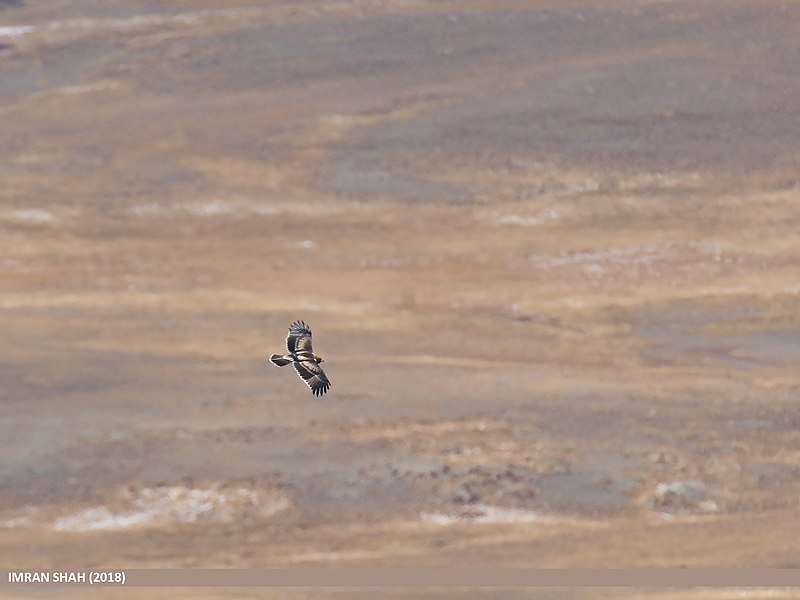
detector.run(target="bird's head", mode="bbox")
[316,355,324,364]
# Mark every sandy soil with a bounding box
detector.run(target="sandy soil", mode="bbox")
[2,0,800,591]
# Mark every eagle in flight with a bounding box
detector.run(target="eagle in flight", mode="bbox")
[269,320,331,396]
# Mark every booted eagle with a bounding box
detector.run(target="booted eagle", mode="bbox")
[269,320,331,396]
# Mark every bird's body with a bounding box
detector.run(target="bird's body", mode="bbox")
[269,320,331,396]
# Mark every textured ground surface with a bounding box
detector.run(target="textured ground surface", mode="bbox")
[2,0,800,587]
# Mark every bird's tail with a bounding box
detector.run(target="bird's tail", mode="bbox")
[269,354,293,367]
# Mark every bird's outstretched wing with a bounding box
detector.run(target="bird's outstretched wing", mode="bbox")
[292,360,331,397]
[286,320,313,354]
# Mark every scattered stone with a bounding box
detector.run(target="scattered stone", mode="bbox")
[452,484,480,505]
[647,480,719,515]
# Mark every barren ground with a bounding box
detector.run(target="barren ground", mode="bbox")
[2,0,800,597]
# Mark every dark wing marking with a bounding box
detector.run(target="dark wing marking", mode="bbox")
[286,320,313,354]
[292,360,330,397]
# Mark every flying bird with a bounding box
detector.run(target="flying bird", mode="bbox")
[269,320,331,396]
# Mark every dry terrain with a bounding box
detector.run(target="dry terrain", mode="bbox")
[2,0,800,597]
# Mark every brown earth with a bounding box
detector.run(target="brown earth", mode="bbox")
[2,0,800,596]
